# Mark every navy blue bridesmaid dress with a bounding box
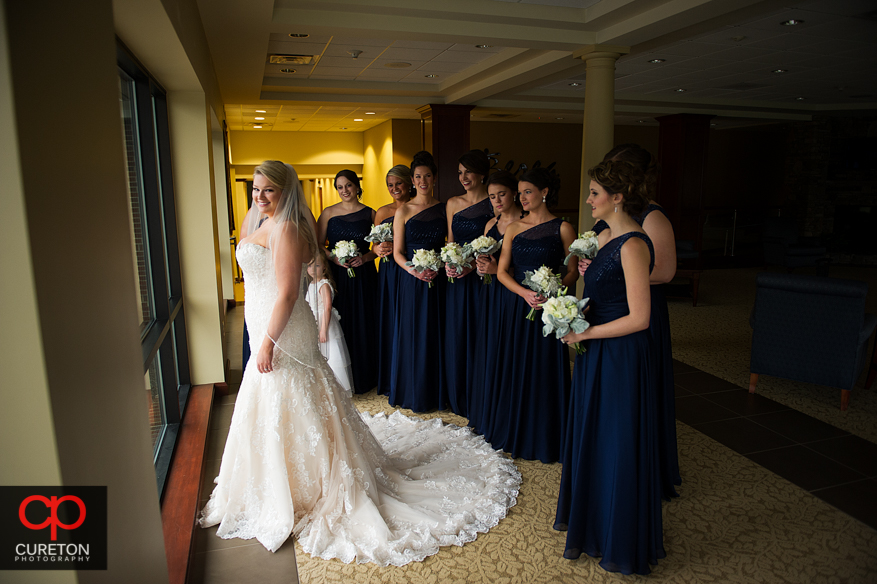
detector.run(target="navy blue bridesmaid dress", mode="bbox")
[376,216,399,396]
[388,204,447,412]
[554,231,665,575]
[480,218,570,463]
[595,205,681,499]
[442,197,494,416]
[325,206,378,394]
[468,222,506,434]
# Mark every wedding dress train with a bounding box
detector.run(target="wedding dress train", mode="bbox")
[200,242,521,565]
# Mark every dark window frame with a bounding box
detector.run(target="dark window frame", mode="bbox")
[118,41,191,499]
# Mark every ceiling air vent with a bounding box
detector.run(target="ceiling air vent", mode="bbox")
[719,82,769,91]
[269,54,319,65]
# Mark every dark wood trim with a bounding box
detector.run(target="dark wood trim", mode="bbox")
[161,383,215,584]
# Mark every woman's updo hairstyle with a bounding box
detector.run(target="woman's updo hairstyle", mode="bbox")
[588,160,649,217]
[518,166,561,208]
[603,143,659,199]
[334,169,362,199]
[458,149,490,181]
[386,164,413,187]
[485,169,518,192]
[410,150,437,176]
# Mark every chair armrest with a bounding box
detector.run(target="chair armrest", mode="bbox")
[861,313,877,345]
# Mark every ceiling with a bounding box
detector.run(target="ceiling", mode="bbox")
[197,0,877,132]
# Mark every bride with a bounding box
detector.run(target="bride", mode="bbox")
[199,161,521,565]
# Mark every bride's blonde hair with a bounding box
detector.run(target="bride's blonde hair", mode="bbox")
[251,160,318,259]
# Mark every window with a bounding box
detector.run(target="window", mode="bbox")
[118,43,191,498]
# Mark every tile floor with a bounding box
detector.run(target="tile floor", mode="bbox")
[674,359,877,530]
[187,307,877,582]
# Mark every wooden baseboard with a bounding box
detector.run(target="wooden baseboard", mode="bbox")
[161,383,215,584]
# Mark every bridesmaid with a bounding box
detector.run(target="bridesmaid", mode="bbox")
[388,151,447,412]
[316,170,378,394]
[468,170,522,434]
[442,150,495,416]
[484,167,578,462]
[583,144,680,499]
[556,160,664,575]
[375,165,413,396]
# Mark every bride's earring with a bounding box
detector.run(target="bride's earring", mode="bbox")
[542,195,546,203]
[614,204,618,213]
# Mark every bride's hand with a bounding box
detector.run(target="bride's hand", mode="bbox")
[319,330,328,344]
[256,343,274,374]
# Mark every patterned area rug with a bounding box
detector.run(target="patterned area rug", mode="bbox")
[667,265,877,443]
[293,390,877,583]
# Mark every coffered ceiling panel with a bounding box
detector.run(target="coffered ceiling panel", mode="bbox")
[199,0,877,132]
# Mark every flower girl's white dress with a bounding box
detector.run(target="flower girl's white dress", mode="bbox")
[305,278,353,393]
[200,243,520,565]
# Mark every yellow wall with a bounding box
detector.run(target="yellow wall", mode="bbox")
[363,120,395,211]
[230,130,364,165]
[392,119,422,166]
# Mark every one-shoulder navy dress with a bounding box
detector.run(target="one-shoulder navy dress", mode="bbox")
[376,216,399,396]
[388,204,447,412]
[325,206,378,394]
[480,218,570,463]
[443,197,495,416]
[554,231,665,575]
[594,205,681,499]
[468,222,506,434]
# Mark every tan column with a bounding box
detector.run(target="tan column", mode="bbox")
[573,45,629,233]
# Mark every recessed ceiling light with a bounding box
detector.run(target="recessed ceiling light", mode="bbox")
[253,125,262,129]
[638,120,645,123]
[556,117,564,120]
[339,127,347,130]
[280,68,296,74]
[780,19,804,26]
[795,96,806,100]
[384,62,411,69]
[256,109,266,113]
[365,112,375,115]
[568,82,582,87]
[475,44,492,49]
[772,69,788,74]
[354,118,363,122]
[648,59,665,64]
[710,123,717,127]
[255,117,265,120]
[675,88,686,92]
[288,33,309,38]
[424,74,438,78]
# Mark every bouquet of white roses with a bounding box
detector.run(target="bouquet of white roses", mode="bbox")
[440,242,474,284]
[470,235,502,285]
[564,230,600,265]
[542,295,590,354]
[521,265,563,321]
[331,240,361,278]
[364,223,394,262]
[405,248,443,288]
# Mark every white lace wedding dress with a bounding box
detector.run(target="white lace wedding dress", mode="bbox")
[200,243,521,565]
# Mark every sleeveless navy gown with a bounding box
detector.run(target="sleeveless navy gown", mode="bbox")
[443,197,494,416]
[554,231,665,575]
[480,218,570,463]
[468,222,506,434]
[388,204,447,412]
[325,207,378,394]
[594,204,681,499]
[376,216,399,396]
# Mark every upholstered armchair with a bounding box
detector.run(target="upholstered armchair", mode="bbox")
[749,272,877,410]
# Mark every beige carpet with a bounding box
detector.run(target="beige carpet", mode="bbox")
[293,390,877,584]
[667,265,877,443]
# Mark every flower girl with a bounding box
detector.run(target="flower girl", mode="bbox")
[306,249,353,393]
